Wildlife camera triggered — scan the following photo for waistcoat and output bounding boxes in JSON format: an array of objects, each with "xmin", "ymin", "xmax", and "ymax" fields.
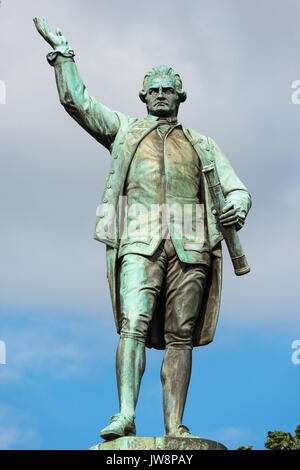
[{"xmin": 118, "ymin": 124, "xmax": 210, "ymax": 264}]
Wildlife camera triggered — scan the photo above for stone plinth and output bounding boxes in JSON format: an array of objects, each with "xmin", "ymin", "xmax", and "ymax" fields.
[{"xmin": 89, "ymin": 436, "xmax": 227, "ymax": 450}]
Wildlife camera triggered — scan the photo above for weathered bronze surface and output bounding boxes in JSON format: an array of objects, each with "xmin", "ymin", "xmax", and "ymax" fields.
[{"xmin": 33, "ymin": 17, "xmax": 252, "ymax": 445}]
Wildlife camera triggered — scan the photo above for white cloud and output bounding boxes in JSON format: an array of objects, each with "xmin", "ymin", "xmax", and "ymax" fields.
[
  {"xmin": 211, "ymin": 426, "xmax": 255, "ymax": 449},
  {"xmin": 0, "ymin": 406, "xmax": 38, "ymax": 450},
  {"xmin": 0, "ymin": 317, "xmax": 117, "ymax": 384}
]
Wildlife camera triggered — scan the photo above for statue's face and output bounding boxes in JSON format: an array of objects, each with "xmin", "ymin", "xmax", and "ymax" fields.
[{"xmin": 144, "ymin": 76, "xmax": 180, "ymax": 118}]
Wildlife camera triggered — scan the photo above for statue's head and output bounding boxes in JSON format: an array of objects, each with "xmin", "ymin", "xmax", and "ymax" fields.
[{"xmin": 139, "ymin": 65, "xmax": 187, "ymax": 118}]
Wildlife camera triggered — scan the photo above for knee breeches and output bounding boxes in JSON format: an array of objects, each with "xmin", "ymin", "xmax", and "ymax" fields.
[{"xmin": 119, "ymin": 239, "xmax": 208, "ymax": 350}]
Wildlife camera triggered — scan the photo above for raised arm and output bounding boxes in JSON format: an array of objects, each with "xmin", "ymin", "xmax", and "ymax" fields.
[{"xmin": 33, "ymin": 17, "xmax": 121, "ymax": 150}]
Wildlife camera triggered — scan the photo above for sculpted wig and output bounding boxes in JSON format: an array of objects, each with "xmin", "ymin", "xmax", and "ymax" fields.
[{"xmin": 139, "ymin": 65, "xmax": 187, "ymax": 103}]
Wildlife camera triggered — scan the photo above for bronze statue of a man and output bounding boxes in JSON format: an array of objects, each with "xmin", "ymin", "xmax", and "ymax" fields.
[{"xmin": 34, "ymin": 18, "xmax": 251, "ymax": 441}]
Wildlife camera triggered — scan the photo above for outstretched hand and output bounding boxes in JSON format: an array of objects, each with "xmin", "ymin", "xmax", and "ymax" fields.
[{"xmin": 33, "ymin": 17, "xmax": 68, "ymax": 50}]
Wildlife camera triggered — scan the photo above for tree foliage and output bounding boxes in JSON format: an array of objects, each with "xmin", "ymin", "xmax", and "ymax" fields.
[
  {"xmin": 264, "ymin": 424, "xmax": 300, "ymax": 450},
  {"xmin": 237, "ymin": 424, "xmax": 300, "ymax": 450}
]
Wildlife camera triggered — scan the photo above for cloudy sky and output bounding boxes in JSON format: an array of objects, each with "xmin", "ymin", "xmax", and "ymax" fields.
[{"xmin": 0, "ymin": 0, "xmax": 300, "ymax": 450}]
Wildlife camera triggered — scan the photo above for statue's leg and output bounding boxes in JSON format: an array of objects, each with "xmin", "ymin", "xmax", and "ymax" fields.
[
  {"xmin": 161, "ymin": 240, "xmax": 209, "ymax": 436},
  {"xmin": 100, "ymin": 336, "xmax": 144, "ymax": 440},
  {"xmin": 161, "ymin": 347, "xmax": 192, "ymax": 435},
  {"xmin": 116, "ymin": 336, "xmax": 145, "ymax": 421},
  {"xmin": 101, "ymin": 247, "xmax": 166, "ymax": 439}
]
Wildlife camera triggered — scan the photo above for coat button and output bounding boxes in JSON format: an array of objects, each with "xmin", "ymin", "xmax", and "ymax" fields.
[
  {"xmin": 107, "ymin": 184, "xmax": 111, "ymax": 188},
  {"xmin": 110, "ymin": 170, "xmax": 115, "ymax": 174},
  {"xmin": 103, "ymin": 198, "xmax": 108, "ymax": 203}
]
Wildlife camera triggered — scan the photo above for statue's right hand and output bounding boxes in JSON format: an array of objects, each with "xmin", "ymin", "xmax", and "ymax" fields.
[{"xmin": 33, "ymin": 17, "xmax": 68, "ymax": 50}]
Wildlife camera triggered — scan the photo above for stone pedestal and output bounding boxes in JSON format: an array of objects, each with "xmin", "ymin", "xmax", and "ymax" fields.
[{"xmin": 89, "ymin": 436, "xmax": 227, "ymax": 450}]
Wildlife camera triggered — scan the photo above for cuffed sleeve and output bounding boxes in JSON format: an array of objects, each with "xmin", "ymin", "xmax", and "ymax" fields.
[{"xmin": 46, "ymin": 46, "xmax": 75, "ymax": 66}]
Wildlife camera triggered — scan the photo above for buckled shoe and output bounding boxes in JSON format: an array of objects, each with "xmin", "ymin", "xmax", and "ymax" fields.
[
  {"xmin": 166, "ymin": 424, "xmax": 199, "ymax": 439},
  {"xmin": 100, "ymin": 413, "xmax": 136, "ymax": 440}
]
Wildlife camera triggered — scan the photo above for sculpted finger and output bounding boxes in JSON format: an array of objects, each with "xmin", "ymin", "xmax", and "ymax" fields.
[
  {"xmin": 222, "ymin": 218, "xmax": 238, "ymax": 227},
  {"xmin": 222, "ymin": 202, "xmax": 234, "ymax": 214},
  {"xmin": 43, "ymin": 17, "xmax": 50, "ymax": 35},
  {"xmin": 221, "ymin": 214, "xmax": 238, "ymax": 223},
  {"xmin": 236, "ymin": 218, "xmax": 245, "ymax": 229},
  {"xmin": 33, "ymin": 17, "xmax": 46, "ymax": 37},
  {"xmin": 219, "ymin": 209, "xmax": 236, "ymax": 220},
  {"xmin": 222, "ymin": 214, "xmax": 238, "ymax": 222},
  {"xmin": 33, "ymin": 16, "xmax": 41, "ymax": 26},
  {"xmin": 222, "ymin": 223, "xmax": 237, "ymax": 228},
  {"xmin": 33, "ymin": 17, "xmax": 39, "ymax": 30},
  {"xmin": 56, "ymin": 27, "xmax": 63, "ymax": 36}
]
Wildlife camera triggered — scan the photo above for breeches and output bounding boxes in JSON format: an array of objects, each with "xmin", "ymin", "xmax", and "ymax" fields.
[{"xmin": 119, "ymin": 239, "xmax": 208, "ymax": 350}]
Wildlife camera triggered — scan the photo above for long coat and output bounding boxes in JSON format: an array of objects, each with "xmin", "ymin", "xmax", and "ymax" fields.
[
  {"xmin": 93, "ymin": 115, "xmax": 251, "ymax": 349},
  {"xmin": 51, "ymin": 56, "xmax": 252, "ymax": 349}
]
